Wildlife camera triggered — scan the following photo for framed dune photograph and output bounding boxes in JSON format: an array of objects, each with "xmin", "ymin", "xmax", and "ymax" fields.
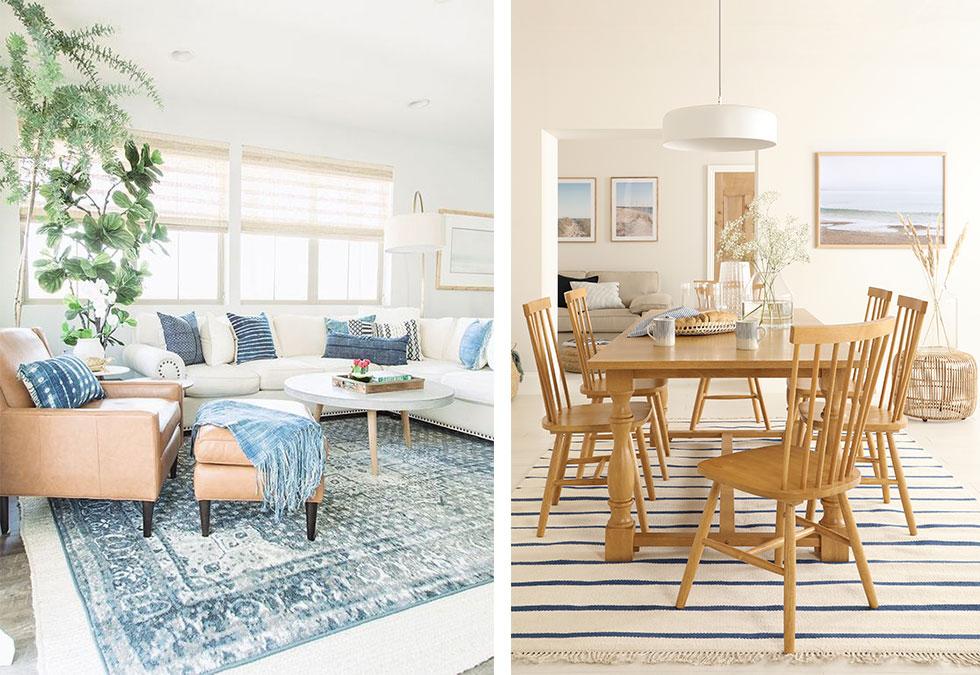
[
  {"xmin": 611, "ymin": 176, "xmax": 659, "ymax": 242},
  {"xmin": 557, "ymin": 177, "xmax": 596, "ymax": 242},
  {"xmin": 815, "ymin": 152, "xmax": 946, "ymax": 248}
]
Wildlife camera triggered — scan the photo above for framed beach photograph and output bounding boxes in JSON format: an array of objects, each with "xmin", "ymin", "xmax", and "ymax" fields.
[
  {"xmin": 815, "ymin": 151, "xmax": 946, "ymax": 248},
  {"xmin": 557, "ymin": 178, "xmax": 596, "ymax": 242},
  {"xmin": 436, "ymin": 209, "xmax": 494, "ymax": 291},
  {"xmin": 611, "ymin": 177, "xmax": 659, "ymax": 242}
]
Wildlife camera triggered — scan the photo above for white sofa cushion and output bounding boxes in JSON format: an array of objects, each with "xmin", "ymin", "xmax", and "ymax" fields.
[
  {"xmin": 200, "ymin": 314, "xmax": 236, "ymax": 365},
  {"xmin": 134, "ymin": 312, "xmax": 166, "ymax": 349},
  {"xmin": 391, "ymin": 359, "xmax": 464, "ymax": 381},
  {"xmin": 241, "ymin": 357, "xmax": 324, "ymax": 390},
  {"xmin": 440, "ymin": 369, "xmax": 493, "ymax": 405},
  {"xmin": 419, "ymin": 317, "xmax": 454, "ymax": 359},
  {"xmin": 291, "ymin": 356, "xmax": 355, "ymax": 373},
  {"xmin": 272, "ymin": 314, "xmax": 327, "ymax": 357},
  {"xmin": 185, "ymin": 363, "xmax": 260, "ymax": 397}
]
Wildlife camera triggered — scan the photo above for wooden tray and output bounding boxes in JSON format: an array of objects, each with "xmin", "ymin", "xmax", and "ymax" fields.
[{"xmin": 332, "ymin": 374, "xmax": 425, "ymax": 394}]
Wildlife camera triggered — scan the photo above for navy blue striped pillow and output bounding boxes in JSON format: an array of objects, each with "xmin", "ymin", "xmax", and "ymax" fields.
[
  {"xmin": 324, "ymin": 333, "xmax": 409, "ymax": 366},
  {"xmin": 227, "ymin": 312, "xmax": 278, "ymax": 364},
  {"xmin": 16, "ymin": 354, "xmax": 106, "ymax": 408}
]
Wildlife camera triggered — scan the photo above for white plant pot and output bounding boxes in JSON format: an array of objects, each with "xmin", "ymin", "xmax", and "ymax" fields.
[{"xmin": 73, "ymin": 338, "xmax": 105, "ymax": 362}]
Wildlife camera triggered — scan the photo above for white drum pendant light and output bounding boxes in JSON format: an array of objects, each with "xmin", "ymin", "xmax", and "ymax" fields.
[{"xmin": 662, "ymin": 0, "xmax": 776, "ymax": 152}]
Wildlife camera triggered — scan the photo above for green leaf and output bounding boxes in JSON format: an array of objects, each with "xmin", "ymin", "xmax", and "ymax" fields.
[{"xmin": 111, "ymin": 190, "xmax": 132, "ymax": 209}]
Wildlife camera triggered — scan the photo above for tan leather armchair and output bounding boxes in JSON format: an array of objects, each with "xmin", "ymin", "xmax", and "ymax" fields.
[{"xmin": 0, "ymin": 328, "xmax": 184, "ymax": 537}]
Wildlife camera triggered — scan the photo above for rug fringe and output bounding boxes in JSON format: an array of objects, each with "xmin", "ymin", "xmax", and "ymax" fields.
[{"xmin": 511, "ymin": 650, "xmax": 980, "ymax": 666}]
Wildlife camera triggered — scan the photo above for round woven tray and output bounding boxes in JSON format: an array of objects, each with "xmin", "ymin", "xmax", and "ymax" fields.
[
  {"xmin": 675, "ymin": 321, "xmax": 737, "ymax": 337},
  {"xmin": 904, "ymin": 347, "xmax": 977, "ymax": 421}
]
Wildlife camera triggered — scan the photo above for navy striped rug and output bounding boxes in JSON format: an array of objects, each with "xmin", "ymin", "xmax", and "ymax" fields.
[{"xmin": 511, "ymin": 422, "xmax": 980, "ymax": 665}]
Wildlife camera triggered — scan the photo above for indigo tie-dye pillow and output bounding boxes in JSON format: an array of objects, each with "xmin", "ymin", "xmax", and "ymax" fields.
[
  {"xmin": 324, "ymin": 333, "xmax": 409, "ymax": 366},
  {"xmin": 17, "ymin": 354, "xmax": 106, "ymax": 408},
  {"xmin": 227, "ymin": 312, "xmax": 278, "ymax": 364}
]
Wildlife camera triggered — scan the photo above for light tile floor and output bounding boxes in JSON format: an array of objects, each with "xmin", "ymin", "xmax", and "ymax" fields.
[{"xmin": 511, "ymin": 375, "xmax": 980, "ymax": 673}]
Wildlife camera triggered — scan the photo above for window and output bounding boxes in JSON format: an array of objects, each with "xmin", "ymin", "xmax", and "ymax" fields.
[{"xmin": 240, "ymin": 146, "xmax": 392, "ymax": 303}]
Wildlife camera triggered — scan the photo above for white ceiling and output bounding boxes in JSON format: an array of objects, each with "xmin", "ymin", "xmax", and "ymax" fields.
[{"xmin": 6, "ymin": 0, "xmax": 491, "ymax": 147}]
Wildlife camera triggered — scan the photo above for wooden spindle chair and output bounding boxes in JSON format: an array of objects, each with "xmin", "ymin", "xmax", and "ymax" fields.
[
  {"xmin": 523, "ymin": 297, "xmax": 656, "ymax": 537},
  {"xmin": 565, "ymin": 287, "xmax": 670, "ymax": 489},
  {"xmin": 807, "ymin": 295, "xmax": 927, "ymax": 535},
  {"xmin": 689, "ymin": 279, "xmax": 770, "ymax": 430},
  {"xmin": 675, "ymin": 316, "xmax": 895, "ymax": 653}
]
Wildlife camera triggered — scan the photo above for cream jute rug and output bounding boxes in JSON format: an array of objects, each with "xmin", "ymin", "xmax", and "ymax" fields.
[{"xmin": 512, "ymin": 421, "xmax": 980, "ymax": 666}]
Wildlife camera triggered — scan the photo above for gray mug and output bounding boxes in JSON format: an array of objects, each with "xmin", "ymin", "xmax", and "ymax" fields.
[
  {"xmin": 735, "ymin": 319, "xmax": 766, "ymax": 350},
  {"xmin": 647, "ymin": 316, "xmax": 675, "ymax": 347}
]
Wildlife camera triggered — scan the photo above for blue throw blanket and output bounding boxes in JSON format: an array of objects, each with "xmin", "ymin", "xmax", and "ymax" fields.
[{"xmin": 191, "ymin": 400, "xmax": 325, "ymax": 519}]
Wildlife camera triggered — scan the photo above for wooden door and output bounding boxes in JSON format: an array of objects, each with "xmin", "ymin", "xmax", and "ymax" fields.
[{"xmin": 713, "ymin": 171, "xmax": 755, "ymax": 279}]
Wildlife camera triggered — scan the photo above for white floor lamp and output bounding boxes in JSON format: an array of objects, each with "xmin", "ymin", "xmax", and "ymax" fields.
[{"xmin": 384, "ymin": 191, "xmax": 445, "ymax": 317}]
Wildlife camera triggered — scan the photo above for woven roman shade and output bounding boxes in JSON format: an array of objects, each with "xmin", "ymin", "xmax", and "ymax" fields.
[{"xmin": 240, "ymin": 146, "xmax": 393, "ymax": 237}]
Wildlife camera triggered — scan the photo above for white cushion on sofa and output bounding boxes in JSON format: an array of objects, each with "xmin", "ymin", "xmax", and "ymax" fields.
[
  {"xmin": 200, "ymin": 314, "xmax": 236, "ymax": 365},
  {"xmin": 392, "ymin": 359, "xmax": 464, "ymax": 381},
  {"xmin": 185, "ymin": 363, "xmax": 260, "ymax": 397},
  {"xmin": 134, "ymin": 312, "xmax": 166, "ymax": 349},
  {"xmin": 272, "ymin": 314, "xmax": 326, "ymax": 357},
  {"xmin": 291, "ymin": 356, "xmax": 355, "ymax": 372},
  {"xmin": 243, "ymin": 357, "xmax": 323, "ymax": 390},
  {"xmin": 441, "ymin": 369, "xmax": 493, "ymax": 405},
  {"xmin": 419, "ymin": 317, "xmax": 454, "ymax": 359}
]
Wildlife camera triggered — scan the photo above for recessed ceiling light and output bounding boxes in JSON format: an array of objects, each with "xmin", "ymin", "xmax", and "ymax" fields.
[
  {"xmin": 407, "ymin": 98, "xmax": 431, "ymax": 109},
  {"xmin": 170, "ymin": 50, "xmax": 195, "ymax": 63}
]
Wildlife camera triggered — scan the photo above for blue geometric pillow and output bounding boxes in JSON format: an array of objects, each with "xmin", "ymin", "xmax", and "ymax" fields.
[
  {"xmin": 459, "ymin": 320, "xmax": 493, "ymax": 370},
  {"xmin": 324, "ymin": 333, "xmax": 408, "ymax": 366},
  {"xmin": 157, "ymin": 312, "xmax": 204, "ymax": 365},
  {"xmin": 325, "ymin": 314, "xmax": 377, "ymax": 336},
  {"xmin": 16, "ymin": 354, "xmax": 106, "ymax": 409},
  {"xmin": 226, "ymin": 312, "xmax": 278, "ymax": 364}
]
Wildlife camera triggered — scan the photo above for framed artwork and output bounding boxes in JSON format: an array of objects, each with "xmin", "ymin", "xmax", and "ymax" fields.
[
  {"xmin": 610, "ymin": 177, "xmax": 659, "ymax": 242},
  {"xmin": 705, "ymin": 165, "xmax": 755, "ymax": 278},
  {"xmin": 815, "ymin": 151, "xmax": 946, "ymax": 248},
  {"xmin": 435, "ymin": 209, "xmax": 493, "ymax": 291},
  {"xmin": 557, "ymin": 178, "xmax": 596, "ymax": 242}
]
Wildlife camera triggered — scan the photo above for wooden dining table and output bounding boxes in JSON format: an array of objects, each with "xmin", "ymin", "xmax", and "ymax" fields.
[{"xmin": 588, "ymin": 308, "xmax": 854, "ymax": 564}]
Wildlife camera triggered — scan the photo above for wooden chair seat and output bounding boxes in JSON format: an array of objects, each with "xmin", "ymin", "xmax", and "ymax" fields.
[
  {"xmin": 542, "ymin": 400, "xmax": 652, "ymax": 433},
  {"xmin": 698, "ymin": 444, "xmax": 862, "ymax": 504}
]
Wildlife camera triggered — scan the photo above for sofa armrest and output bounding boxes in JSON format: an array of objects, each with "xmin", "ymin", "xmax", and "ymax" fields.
[
  {"xmin": 123, "ymin": 343, "xmax": 186, "ymax": 379},
  {"xmin": 101, "ymin": 380, "xmax": 183, "ymax": 403},
  {"xmin": 629, "ymin": 292, "xmax": 672, "ymax": 315}
]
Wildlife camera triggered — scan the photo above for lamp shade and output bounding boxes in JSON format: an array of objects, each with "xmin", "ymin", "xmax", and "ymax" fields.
[
  {"xmin": 662, "ymin": 104, "xmax": 777, "ymax": 152},
  {"xmin": 384, "ymin": 212, "xmax": 445, "ymax": 253}
]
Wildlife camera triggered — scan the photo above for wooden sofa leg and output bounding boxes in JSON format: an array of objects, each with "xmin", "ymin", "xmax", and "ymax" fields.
[
  {"xmin": 306, "ymin": 502, "xmax": 318, "ymax": 541},
  {"xmin": 199, "ymin": 500, "xmax": 211, "ymax": 537},
  {"xmin": 141, "ymin": 501, "xmax": 155, "ymax": 538},
  {"xmin": 1, "ymin": 496, "xmax": 9, "ymax": 535},
  {"xmin": 169, "ymin": 456, "xmax": 178, "ymax": 479}
]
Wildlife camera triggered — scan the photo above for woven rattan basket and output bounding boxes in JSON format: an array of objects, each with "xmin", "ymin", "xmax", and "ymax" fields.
[{"xmin": 904, "ymin": 347, "xmax": 977, "ymax": 421}]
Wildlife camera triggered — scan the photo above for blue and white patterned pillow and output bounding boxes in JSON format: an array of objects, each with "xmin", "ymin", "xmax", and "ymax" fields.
[
  {"xmin": 459, "ymin": 320, "xmax": 493, "ymax": 370},
  {"xmin": 325, "ymin": 315, "xmax": 377, "ymax": 337},
  {"xmin": 375, "ymin": 319, "xmax": 422, "ymax": 361},
  {"xmin": 324, "ymin": 333, "xmax": 409, "ymax": 366},
  {"xmin": 16, "ymin": 354, "xmax": 106, "ymax": 409},
  {"xmin": 227, "ymin": 312, "xmax": 278, "ymax": 364},
  {"xmin": 157, "ymin": 312, "xmax": 204, "ymax": 365}
]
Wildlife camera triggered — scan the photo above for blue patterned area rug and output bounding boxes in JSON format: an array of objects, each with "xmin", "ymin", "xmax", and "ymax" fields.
[
  {"xmin": 512, "ymin": 422, "xmax": 980, "ymax": 666},
  {"xmin": 33, "ymin": 415, "xmax": 492, "ymax": 673}
]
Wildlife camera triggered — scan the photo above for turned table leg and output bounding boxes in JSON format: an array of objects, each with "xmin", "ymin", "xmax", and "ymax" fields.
[
  {"xmin": 604, "ymin": 369, "xmax": 637, "ymax": 562},
  {"xmin": 367, "ymin": 410, "xmax": 379, "ymax": 476},
  {"xmin": 818, "ymin": 497, "xmax": 851, "ymax": 562},
  {"xmin": 401, "ymin": 411, "xmax": 412, "ymax": 448}
]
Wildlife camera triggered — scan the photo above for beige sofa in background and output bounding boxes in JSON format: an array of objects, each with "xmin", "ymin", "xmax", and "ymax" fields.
[{"xmin": 557, "ymin": 270, "xmax": 672, "ymax": 335}]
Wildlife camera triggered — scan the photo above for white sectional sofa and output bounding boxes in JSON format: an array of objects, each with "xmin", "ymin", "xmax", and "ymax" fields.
[{"xmin": 122, "ymin": 307, "xmax": 494, "ymax": 438}]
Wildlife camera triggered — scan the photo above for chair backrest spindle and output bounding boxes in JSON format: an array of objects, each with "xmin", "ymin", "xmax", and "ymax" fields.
[{"xmin": 523, "ymin": 297, "xmax": 573, "ymax": 424}]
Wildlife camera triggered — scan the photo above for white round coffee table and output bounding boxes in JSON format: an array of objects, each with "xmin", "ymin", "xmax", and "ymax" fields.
[{"xmin": 284, "ymin": 373, "xmax": 454, "ymax": 476}]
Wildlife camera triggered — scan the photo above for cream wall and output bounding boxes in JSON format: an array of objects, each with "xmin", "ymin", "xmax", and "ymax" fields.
[
  {"xmin": 513, "ymin": 0, "xmax": 980, "ymax": 361},
  {"xmin": 558, "ymin": 137, "xmax": 753, "ymax": 305},
  {"xmin": 0, "ymin": 95, "xmax": 492, "ymax": 346}
]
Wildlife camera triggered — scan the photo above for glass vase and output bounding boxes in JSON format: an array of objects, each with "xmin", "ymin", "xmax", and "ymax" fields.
[
  {"xmin": 922, "ymin": 292, "xmax": 958, "ymax": 350},
  {"xmin": 743, "ymin": 271, "xmax": 793, "ymax": 329},
  {"xmin": 718, "ymin": 261, "xmax": 753, "ymax": 317}
]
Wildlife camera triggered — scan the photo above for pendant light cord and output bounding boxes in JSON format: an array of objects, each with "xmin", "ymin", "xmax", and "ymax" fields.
[{"xmin": 717, "ymin": 0, "xmax": 723, "ymax": 104}]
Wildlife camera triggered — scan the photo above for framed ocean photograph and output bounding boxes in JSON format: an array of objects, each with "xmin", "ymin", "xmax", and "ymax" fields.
[
  {"xmin": 436, "ymin": 209, "xmax": 493, "ymax": 291},
  {"xmin": 557, "ymin": 178, "xmax": 596, "ymax": 242},
  {"xmin": 815, "ymin": 151, "xmax": 946, "ymax": 248},
  {"xmin": 611, "ymin": 177, "xmax": 659, "ymax": 242}
]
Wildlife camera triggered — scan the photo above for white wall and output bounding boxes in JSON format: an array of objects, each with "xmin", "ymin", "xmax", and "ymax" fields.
[
  {"xmin": 0, "ymin": 95, "xmax": 491, "ymax": 348},
  {"xmin": 512, "ymin": 0, "xmax": 980, "ymax": 361},
  {"xmin": 558, "ymin": 137, "xmax": 753, "ymax": 304}
]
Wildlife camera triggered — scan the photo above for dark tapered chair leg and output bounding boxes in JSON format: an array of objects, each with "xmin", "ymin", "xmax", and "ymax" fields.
[
  {"xmin": 169, "ymin": 456, "xmax": 178, "ymax": 479},
  {"xmin": 141, "ymin": 501, "xmax": 155, "ymax": 538},
  {"xmin": 199, "ymin": 500, "xmax": 211, "ymax": 537},
  {"xmin": 305, "ymin": 502, "xmax": 318, "ymax": 541},
  {"xmin": 1, "ymin": 496, "xmax": 9, "ymax": 535}
]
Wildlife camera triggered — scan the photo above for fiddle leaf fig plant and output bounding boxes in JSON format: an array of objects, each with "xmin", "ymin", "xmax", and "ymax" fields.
[{"xmin": 33, "ymin": 139, "xmax": 168, "ymax": 346}]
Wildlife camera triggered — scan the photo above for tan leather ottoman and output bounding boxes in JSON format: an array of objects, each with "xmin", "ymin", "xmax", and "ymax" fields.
[{"xmin": 192, "ymin": 399, "xmax": 325, "ymax": 540}]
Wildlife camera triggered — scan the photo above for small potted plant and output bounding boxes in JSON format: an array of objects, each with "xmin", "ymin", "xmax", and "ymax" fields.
[{"xmin": 350, "ymin": 358, "xmax": 372, "ymax": 381}]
